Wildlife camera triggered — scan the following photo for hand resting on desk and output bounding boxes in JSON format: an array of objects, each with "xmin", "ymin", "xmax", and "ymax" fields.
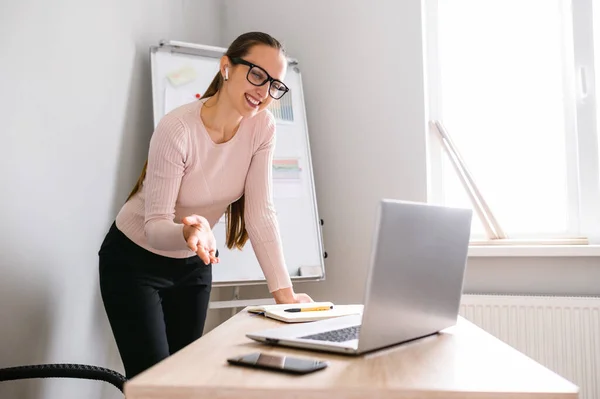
[{"xmin": 273, "ymin": 288, "xmax": 313, "ymax": 304}]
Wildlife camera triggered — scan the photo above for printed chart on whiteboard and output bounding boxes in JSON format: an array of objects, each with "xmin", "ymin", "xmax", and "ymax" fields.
[
  {"xmin": 273, "ymin": 158, "xmax": 302, "ymax": 199},
  {"xmin": 268, "ymin": 91, "xmax": 294, "ymax": 123}
]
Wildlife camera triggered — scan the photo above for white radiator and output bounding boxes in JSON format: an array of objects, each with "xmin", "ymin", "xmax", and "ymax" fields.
[{"xmin": 459, "ymin": 294, "xmax": 600, "ymax": 399}]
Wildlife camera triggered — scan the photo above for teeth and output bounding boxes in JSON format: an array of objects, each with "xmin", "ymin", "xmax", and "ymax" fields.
[{"xmin": 246, "ymin": 94, "xmax": 260, "ymax": 105}]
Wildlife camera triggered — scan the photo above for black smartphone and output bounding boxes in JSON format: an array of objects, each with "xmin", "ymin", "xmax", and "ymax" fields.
[{"xmin": 227, "ymin": 352, "xmax": 328, "ymax": 375}]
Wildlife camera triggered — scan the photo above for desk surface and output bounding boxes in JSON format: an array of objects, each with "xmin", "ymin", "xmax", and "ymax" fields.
[{"xmin": 125, "ymin": 308, "xmax": 578, "ymax": 399}]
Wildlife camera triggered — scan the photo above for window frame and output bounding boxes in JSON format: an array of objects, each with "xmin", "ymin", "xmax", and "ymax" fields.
[{"xmin": 424, "ymin": 0, "xmax": 600, "ymax": 247}]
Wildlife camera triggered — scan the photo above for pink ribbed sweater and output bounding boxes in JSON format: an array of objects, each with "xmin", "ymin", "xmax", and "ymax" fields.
[{"xmin": 115, "ymin": 98, "xmax": 292, "ymax": 292}]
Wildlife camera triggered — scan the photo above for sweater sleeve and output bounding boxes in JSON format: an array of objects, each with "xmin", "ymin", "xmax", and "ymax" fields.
[
  {"xmin": 143, "ymin": 114, "xmax": 190, "ymax": 251},
  {"xmin": 244, "ymin": 113, "xmax": 293, "ymax": 292}
]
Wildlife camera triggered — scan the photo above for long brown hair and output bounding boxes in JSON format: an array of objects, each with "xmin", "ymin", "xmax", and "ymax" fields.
[{"xmin": 126, "ymin": 32, "xmax": 286, "ymax": 250}]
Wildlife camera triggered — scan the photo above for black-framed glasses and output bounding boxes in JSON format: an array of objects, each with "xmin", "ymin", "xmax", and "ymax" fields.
[{"xmin": 230, "ymin": 57, "xmax": 289, "ymax": 100}]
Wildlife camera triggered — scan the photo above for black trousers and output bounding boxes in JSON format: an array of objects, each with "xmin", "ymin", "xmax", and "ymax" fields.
[{"xmin": 98, "ymin": 222, "xmax": 212, "ymax": 379}]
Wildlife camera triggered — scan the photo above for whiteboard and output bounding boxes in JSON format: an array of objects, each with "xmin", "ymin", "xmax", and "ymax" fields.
[{"xmin": 149, "ymin": 40, "xmax": 326, "ymax": 287}]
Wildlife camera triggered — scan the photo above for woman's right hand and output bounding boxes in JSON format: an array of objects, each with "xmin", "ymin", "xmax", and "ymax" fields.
[
  {"xmin": 272, "ymin": 287, "xmax": 314, "ymax": 304},
  {"xmin": 182, "ymin": 214, "xmax": 219, "ymax": 265}
]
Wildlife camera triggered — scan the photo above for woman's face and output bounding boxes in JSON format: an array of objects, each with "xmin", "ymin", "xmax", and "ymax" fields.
[{"xmin": 223, "ymin": 44, "xmax": 287, "ymax": 118}]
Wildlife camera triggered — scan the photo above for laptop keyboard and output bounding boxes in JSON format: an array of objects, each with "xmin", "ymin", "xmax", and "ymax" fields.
[{"xmin": 299, "ymin": 325, "xmax": 361, "ymax": 342}]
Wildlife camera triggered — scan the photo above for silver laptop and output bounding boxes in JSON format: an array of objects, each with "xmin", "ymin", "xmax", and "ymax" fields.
[{"xmin": 246, "ymin": 199, "xmax": 472, "ymax": 355}]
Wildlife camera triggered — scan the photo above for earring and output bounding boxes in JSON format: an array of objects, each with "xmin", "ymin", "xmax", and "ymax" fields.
[{"xmin": 224, "ymin": 67, "xmax": 229, "ymax": 81}]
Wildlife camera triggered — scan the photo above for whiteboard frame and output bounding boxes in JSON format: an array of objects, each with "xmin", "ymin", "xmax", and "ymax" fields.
[{"xmin": 148, "ymin": 40, "xmax": 327, "ymax": 288}]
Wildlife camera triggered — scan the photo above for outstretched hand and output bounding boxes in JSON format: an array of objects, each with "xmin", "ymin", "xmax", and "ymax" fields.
[{"xmin": 182, "ymin": 214, "xmax": 219, "ymax": 265}]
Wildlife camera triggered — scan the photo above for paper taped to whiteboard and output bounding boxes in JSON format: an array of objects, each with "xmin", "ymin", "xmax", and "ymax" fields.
[
  {"xmin": 167, "ymin": 65, "xmax": 197, "ymax": 86},
  {"xmin": 267, "ymin": 91, "xmax": 294, "ymax": 122},
  {"xmin": 272, "ymin": 158, "xmax": 301, "ymax": 180}
]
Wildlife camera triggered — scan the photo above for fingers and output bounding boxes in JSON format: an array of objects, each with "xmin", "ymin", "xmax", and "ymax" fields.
[
  {"xmin": 187, "ymin": 236, "xmax": 198, "ymax": 252},
  {"xmin": 196, "ymin": 245, "xmax": 211, "ymax": 265},
  {"xmin": 187, "ymin": 240, "xmax": 214, "ymax": 265},
  {"xmin": 209, "ymin": 248, "xmax": 219, "ymax": 264},
  {"xmin": 184, "ymin": 218, "xmax": 218, "ymax": 264}
]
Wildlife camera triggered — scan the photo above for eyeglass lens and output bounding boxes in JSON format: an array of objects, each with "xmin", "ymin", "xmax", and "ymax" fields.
[{"xmin": 247, "ymin": 66, "xmax": 287, "ymax": 99}]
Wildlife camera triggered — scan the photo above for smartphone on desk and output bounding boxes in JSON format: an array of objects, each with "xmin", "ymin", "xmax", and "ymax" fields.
[{"xmin": 227, "ymin": 352, "xmax": 328, "ymax": 375}]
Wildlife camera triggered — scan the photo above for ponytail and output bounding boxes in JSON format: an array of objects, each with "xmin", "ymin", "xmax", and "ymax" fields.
[
  {"xmin": 125, "ymin": 160, "xmax": 147, "ymax": 202},
  {"xmin": 125, "ymin": 70, "xmax": 248, "ymax": 250}
]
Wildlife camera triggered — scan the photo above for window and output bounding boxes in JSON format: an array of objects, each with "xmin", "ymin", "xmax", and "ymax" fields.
[{"xmin": 425, "ymin": 0, "xmax": 600, "ymax": 245}]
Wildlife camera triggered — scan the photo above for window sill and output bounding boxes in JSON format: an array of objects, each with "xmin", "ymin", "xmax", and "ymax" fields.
[{"xmin": 468, "ymin": 245, "xmax": 600, "ymax": 257}]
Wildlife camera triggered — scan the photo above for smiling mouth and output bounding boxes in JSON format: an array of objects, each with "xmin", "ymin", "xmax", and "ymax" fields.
[{"xmin": 245, "ymin": 93, "xmax": 261, "ymax": 108}]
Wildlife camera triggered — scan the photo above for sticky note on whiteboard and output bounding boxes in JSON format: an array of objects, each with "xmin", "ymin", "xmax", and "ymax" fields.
[{"xmin": 167, "ymin": 65, "xmax": 197, "ymax": 87}]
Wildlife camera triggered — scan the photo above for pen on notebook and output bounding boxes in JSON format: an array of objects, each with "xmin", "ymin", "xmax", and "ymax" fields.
[{"xmin": 284, "ymin": 305, "xmax": 333, "ymax": 313}]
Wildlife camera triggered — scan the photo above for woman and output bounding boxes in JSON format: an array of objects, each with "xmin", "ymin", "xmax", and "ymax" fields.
[{"xmin": 98, "ymin": 31, "xmax": 313, "ymax": 379}]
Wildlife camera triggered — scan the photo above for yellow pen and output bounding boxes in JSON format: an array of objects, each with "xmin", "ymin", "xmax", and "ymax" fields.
[{"xmin": 284, "ymin": 305, "xmax": 333, "ymax": 313}]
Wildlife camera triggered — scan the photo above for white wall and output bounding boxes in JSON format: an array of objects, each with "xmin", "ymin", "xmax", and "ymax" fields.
[
  {"xmin": 463, "ymin": 257, "xmax": 600, "ymax": 296},
  {"xmin": 0, "ymin": 1, "xmax": 221, "ymax": 398},
  {"xmin": 219, "ymin": 0, "xmax": 430, "ymax": 304},
  {"xmin": 218, "ymin": 0, "xmax": 600, "ymax": 309}
]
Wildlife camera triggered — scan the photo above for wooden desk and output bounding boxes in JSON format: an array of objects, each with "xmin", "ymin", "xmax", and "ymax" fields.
[{"xmin": 125, "ymin": 308, "xmax": 579, "ymax": 399}]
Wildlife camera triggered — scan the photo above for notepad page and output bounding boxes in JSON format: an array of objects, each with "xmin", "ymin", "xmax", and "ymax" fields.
[
  {"xmin": 247, "ymin": 302, "xmax": 334, "ymax": 314},
  {"xmin": 267, "ymin": 305, "xmax": 364, "ymax": 323}
]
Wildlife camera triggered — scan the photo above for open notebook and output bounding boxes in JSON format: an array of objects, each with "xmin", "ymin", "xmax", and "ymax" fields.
[{"xmin": 246, "ymin": 302, "xmax": 363, "ymax": 323}]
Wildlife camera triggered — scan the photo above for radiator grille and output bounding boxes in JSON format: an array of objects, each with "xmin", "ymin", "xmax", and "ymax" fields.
[{"xmin": 460, "ymin": 294, "xmax": 600, "ymax": 399}]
